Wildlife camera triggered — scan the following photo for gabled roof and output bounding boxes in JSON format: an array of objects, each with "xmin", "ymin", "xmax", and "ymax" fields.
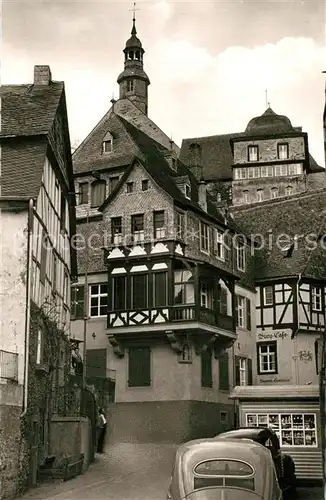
[
  {"xmin": 99, "ymin": 116, "xmax": 231, "ymax": 227},
  {"xmin": 0, "ymin": 82, "xmax": 64, "ymax": 137},
  {"xmin": 232, "ymin": 190, "xmax": 326, "ymax": 281}
]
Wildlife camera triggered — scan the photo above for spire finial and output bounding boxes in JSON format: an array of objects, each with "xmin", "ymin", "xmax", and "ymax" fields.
[{"xmin": 129, "ymin": 2, "xmax": 139, "ymax": 35}]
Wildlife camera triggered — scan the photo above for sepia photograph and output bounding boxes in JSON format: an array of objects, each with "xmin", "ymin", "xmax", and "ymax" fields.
[{"xmin": 0, "ymin": 0, "xmax": 325, "ymax": 499}]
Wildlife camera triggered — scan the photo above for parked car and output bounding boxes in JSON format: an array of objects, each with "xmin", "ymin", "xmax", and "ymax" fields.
[
  {"xmin": 166, "ymin": 437, "xmax": 283, "ymax": 500},
  {"xmin": 214, "ymin": 427, "xmax": 296, "ymax": 497}
]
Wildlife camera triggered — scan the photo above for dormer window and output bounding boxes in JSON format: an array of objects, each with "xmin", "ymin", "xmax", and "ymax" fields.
[
  {"xmin": 184, "ymin": 184, "xmax": 191, "ymax": 199},
  {"xmin": 102, "ymin": 131, "xmax": 113, "ymax": 154},
  {"xmin": 248, "ymin": 145, "xmax": 259, "ymax": 162},
  {"xmin": 127, "ymin": 80, "xmax": 134, "ymax": 92}
]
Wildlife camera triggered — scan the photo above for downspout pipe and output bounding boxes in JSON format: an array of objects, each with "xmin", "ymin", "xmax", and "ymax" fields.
[{"xmin": 21, "ymin": 198, "xmax": 34, "ymax": 418}]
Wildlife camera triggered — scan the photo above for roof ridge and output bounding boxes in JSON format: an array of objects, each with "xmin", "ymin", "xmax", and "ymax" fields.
[{"xmin": 182, "ymin": 131, "xmax": 244, "ymax": 142}]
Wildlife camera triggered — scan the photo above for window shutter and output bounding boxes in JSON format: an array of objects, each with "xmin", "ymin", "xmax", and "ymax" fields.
[
  {"xmin": 219, "ymin": 352, "xmax": 229, "ymax": 391},
  {"xmin": 201, "ymin": 349, "xmax": 212, "ymax": 388},
  {"xmin": 235, "ymin": 356, "xmax": 240, "ymax": 386},
  {"xmin": 71, "ymin": 285, "xmax": 84, "ymax": 319},
  {"xmin": 248, "ymin": 358, "xmax": 253, "ymax": 385},
  {"xmin": 246, "ymin": 298, "xmax": 251, "ymax": 330},
  {"xmin": 128, "ymin": 346, "xmax": 151, "ymax": 387}
]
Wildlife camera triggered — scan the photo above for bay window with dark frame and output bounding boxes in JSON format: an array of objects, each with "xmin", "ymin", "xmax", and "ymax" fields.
[
  {"xmin": 131, "ymin": 273, "xmax": 148, "ymax": 309},
  {"xmin": 153, "ymin": 272, "xmax": 168, "ymax": 307},
  {"xmin": 112, "ymin": 274, "xmax": 127, "ymax": 311},
  {"xmin": 153, "ymin": 210, "xmax": 165, "ymax": 239}
]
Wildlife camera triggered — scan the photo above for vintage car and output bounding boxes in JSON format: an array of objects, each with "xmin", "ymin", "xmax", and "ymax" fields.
[
  {"xmin": 214, "ymin": 427, "xmax": 296, "ymax": 497},
  {"xmin": 166, "ymin": 438, "xmax": 283, "ymax": 500}
]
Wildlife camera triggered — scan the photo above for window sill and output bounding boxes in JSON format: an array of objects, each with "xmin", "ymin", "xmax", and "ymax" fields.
[{"xmin": 258, "ymin": 371, "xmax": 278, "ymax": 376}]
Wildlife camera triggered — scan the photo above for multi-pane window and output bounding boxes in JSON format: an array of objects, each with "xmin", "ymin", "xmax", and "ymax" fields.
[
  {"xmin": 200, "ymin": 222, "xmax": 209, "ymax": 253},
  {"xmin": 153, "ymin": 272, "xmax": 167, "ymax": 307},
  {"xmin": 288, "ymin": 164, "xmax": 299, "ymax": 176},
  {"xmin": 256, "ymin": 189, "xmax": 263, "ymax": 202},
  {"xmin": 200, "ymin": 284, "xmax": 213, "ymax": 309},
  {"xmin": 71, "ymin": 285, "xmax": 85, "ymax": 319},
  {"xmin": 277, "ymin": 143, "xmax": 289, "ymax": 160},
  {"xmin": 109, "ymin": 176, "xmax": 119, "ymax": 192},
  {"xmin": 131, "ymin": 214, "xmax": 144, "ymax": 243},
  {"xmin": 91, "ymin": 180, "xmax": 106, "ymax": 207},
  {"xmin": 142, "ymin": 180, "xmax": 149, "ymax": 191},
  {"xmin": 174, "ymin": 270, "xmax": 194, "ymax": 305},
  {"xmin": 234, "ymin": 163, "xmax": 303, "ymax": 180},
  {"xmin": 111, "ymin": 217, "xmax": 122, "ymax": 245},
  {"xmin": 243, "ymin": 190, "xmax": 249, "ymax": 204},
  {"xmin": 215, "ymin": 230, "xmax": 224, "ymax": 260},
  {"xmin": 236, "ymin": 240, "xmax": 245, "ymax": 271},
  {"xmin": 89, "ymin": 284, "xmax": 108, "ymax": 317},
  {"xmin": 126, "ymin": 182, "xmax": 134, "ymax": 193},
  {"xmin": 236, "ymin": 295, "xmax": 245, "ymax": 327},
  {"xmin": 176, "ymin": 211, "xmax": 185, "ymax": 239},
  {"xmin": 248, "ymin": 145, "xmax": 259, "ymax": 162},
  {"xmin": 103, "ymin": 140, "xmax": 112, "ymax": 153},
  {"xmin": 239, "ymin": 358, "xmax": 247, "ymax": 386},
  {"xmin": 112, "ymin": 276, "xmax": 126, "ymax": 310},
  {"xmin": 257, "ymin": 342, "xmax": 277, "ymax": 374},
  {"xmin": 264, "ymin": 286, "xmax": 273, "ymax": 305},
  {"xmin": 128, "ymin": 346, "xmax": 151, "ymax": 387},
  {"xmin": 246, "ymin": 413, "xmax": 317, "ymax": 447},
  {"xmin": 131, "ymin": 274, "xmax": 148, "ymax": 309},
  {"xmin": 153, "ymin": 211, "xmax": 165, "ymax": 239},
  {"xmin": 79, "ymin": 182, "xmax": 89, "ymax": 204},
  {"xmin": 312, "ymin": 286, "xmax": 322, "ymax": 311}
]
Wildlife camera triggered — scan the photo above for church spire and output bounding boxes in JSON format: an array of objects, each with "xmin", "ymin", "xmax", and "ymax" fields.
[{"xmin": 117, "ymin": 3, "xmax": 150, "ymax": 115}]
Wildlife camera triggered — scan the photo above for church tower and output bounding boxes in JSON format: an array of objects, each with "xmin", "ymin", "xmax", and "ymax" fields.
[{"xmin": 117, "ymin": 11, "xmax": 150, "ymax": 115}]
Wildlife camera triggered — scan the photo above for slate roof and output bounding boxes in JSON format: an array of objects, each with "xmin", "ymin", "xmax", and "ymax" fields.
[
  {"xmin": 99, "ymin": 116, "xmax": 239, "ymax": 229},
  {"xmin": 245, "ymin": 107, "xmax": 296, "ymax": 135},
  {"xmin": 0, "ymin": 82, "xmax": 64, "ymax": 137},
  {"xmin": 180, "ymin": 133, "xmax": 242, "ymax": 181},
  {"xmin": 232, "ymin": 190, "xmax": 326, "ymax": 281}
]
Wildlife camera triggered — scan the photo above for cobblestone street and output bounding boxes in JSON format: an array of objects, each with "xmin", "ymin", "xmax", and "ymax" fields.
[{"xmin": 19, "ymin": 444, "xmax": 324, "ymax": 500}]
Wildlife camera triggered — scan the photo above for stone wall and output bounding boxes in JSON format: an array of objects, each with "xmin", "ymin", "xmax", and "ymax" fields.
[{"xmin": 233, "ymin": 136, "xmax": 306, "ymax": 164}]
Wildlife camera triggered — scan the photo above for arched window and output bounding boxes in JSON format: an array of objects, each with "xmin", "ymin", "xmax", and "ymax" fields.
[
  {"xmin": 135, "ymin": 51, "xmax": 141, "ymax": 61},
  {"xmin": 243, "ymin": 190, "xmax": 249, "ymax": 204},
  {"xmin": 271, "ymin": 187, "xmax": 278, "ymax": 199},
  {"xmin": 128, "ymin": 51, "xmax": 134, "ymax": 60},
  {"xmin": 285, "ymin": 186, "xmax": 293, "ymax": 196},
  {"xmin": 91, "ymin": 180, "xmax": 106, "ymax": 208},
  {"xmin": 257, "ymin": 189, "xmax": 263, "ymax": 202}
]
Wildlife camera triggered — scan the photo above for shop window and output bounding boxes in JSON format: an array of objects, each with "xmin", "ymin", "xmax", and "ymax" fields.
[{"xmin": 246, "ymin": 413, "xmax": 317, "ymax": 447}]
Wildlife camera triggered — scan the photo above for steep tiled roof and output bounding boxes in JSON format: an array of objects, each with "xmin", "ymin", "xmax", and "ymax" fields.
[
  {"xmin": 232, "ymin": 190, "xmax": 326, "ymax": 280},
  {"xmin": 100, "ymin": 116, "xmax": 233, "ymax": 228},
  {"xmin": 180, "ymin": 133, "xmax": 243, "ymax": 181},
  {"xmin": 0, "ymin": 82, "xmax": 64, "ymax": 137}
]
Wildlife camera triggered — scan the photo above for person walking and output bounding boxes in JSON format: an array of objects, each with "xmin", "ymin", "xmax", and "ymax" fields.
[{"xmin": 97, "ymin": 408, "xmax": 107, "ymax": 453}]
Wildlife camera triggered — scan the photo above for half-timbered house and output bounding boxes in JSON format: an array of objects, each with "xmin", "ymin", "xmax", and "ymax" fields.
[
  {"xmin": 231, "ymin": 190, "xmax": 326, "ymax": 482},
  {"xmin": 0, "ymin": 65, "xmax": 78, "ymax": 496},
  {"xmin": 70, "ymin": 18, "xmax": 257, "ymax": 442}
]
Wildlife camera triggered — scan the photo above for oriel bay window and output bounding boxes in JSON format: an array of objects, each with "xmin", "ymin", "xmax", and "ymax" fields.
[
  {"xmin": 174, "ymin": 269, "xmax": 194, "ymax": 305},
  {"xmin": 153, "ymin": 272, "xmax": 168, "ymax": 307},
  {"xmin": 111, "ymin": 217, "xmax": 122, "ymax": 245},
  {"xmin": 131, "ymin": 214, "xmax": 144, "ymax": 243},
  {"xmin": 112, "ymin": 275, "xmax": 126, "ymax": 310},
  {"xmin": 153, "ymin": 210, "xmax": 165, "ymax": 239},
  {"xmin": 131, "ymin": 273, "xmax": 148, "ymax": 309}
]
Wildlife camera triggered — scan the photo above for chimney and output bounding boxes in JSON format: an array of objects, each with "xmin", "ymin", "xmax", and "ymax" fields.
[
  {"xmin": 198, "ymin": 180, "xmax": 207, "ymax": 212},
  {"xmin": 189, "ymin": 143, "xmax": 203, "ymax": 181},
  {"xmin": 34, "ymin": 65, "xmax": 52, "ymax": 86}
]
